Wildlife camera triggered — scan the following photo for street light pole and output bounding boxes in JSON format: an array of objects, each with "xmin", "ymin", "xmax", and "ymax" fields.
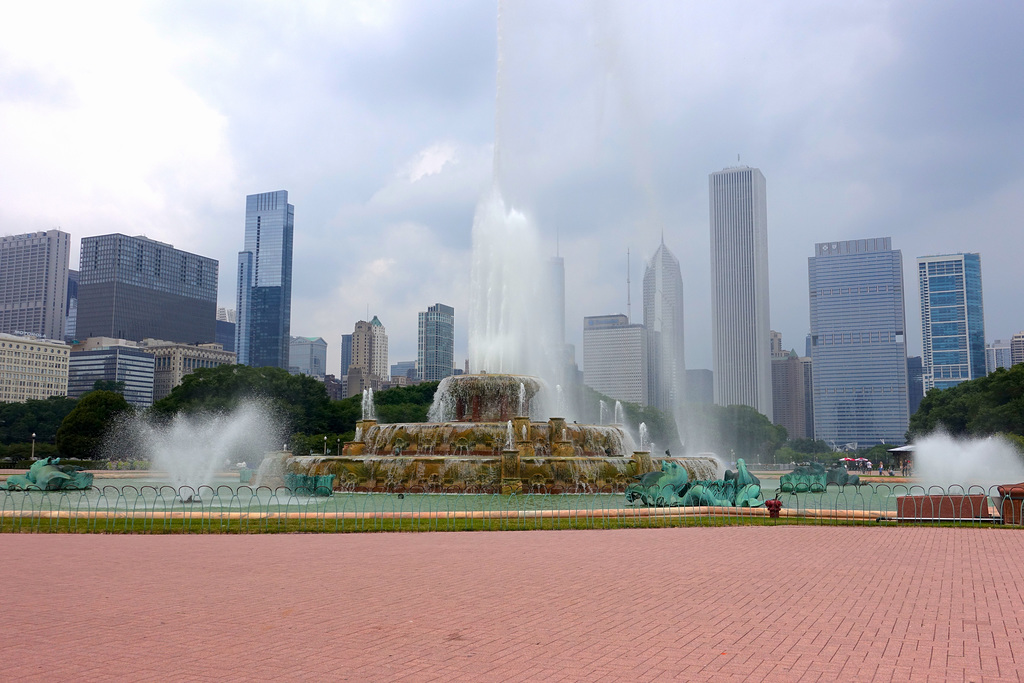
[
  {"xmin": 31, "ymin": 432, "xmax": 36, "ymax": 460},
  {"xmin": 323, "ymin": 435, "xmax": 327, "ymax": 456}
]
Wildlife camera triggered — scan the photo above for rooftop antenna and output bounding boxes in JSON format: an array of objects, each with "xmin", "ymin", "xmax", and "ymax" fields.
[
  {"xmin": 737, "ymin": 153, "xmax": 740, "ymax": 163},
  {"xmin": 626, "ymin": 248, "xmax": 631, "ymax": 323},
  {"xmin": 556, "ymin": 225, "xmax": 560, "ymax": 257},
  {"xmin": 366, "ymin": 304, "xmax": 369, "ymax": 320}
]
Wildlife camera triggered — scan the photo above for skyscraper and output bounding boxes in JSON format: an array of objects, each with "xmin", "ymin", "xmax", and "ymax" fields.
[
  {"xmin": 642, "ymin": 240, "xmax": 685, "ymax": 414},
  {"xmin": 289, "ymin": 336, "xmax": 328, "ymax": 378},
  {"xmin": 417, "ymin": 303, "xmax": 454, "ymax": 382},
  {"xmin": 917, "ymin": 253, "xmax": 985, "ymax": 391},
  {"xmin": 340, "ymin": 334, "xmax": 352, "ymax": 376},
  {"xmin": 808, "ymin": 238, "xmax": 909, "ymax": 446},
  {"xmin": 65, "ymin": 269, "xmax": 78, "ymax": 342},
  {"xmin": 907, "ymin": 356, "xmax": 924, "ymax": 416},
  {"xmin": 77, "ymin": 234, "xmax": 217, "ymax": 344},
  {"xmin": 236, "ymin": 190, "xmax": 294, "ymax": 368},
  {"xmin": 986, "ymin": 340, "xmax": 1012, "ymax": 374},
  {"xmin": 68, "ymin": 338, "xmax": 155, "ymax": 407},
  {"xmin": 1012, "ymin": 332, "xmax": 1024, "ymax": 367},
  {"xmin": 709, "ymin": 166, "xmax": 772, "ymax": 417},
  {"xmin": 772, "ymin": 351, "xmax": 814, "ymax": 440},
  {"xmin": 582, "ymin": 314, "xmax": 648, "ymax": 405},
  {"xmin": 346, "ymin": 317, "xmax": 388, "ymax": 397},
  {"xmin": 0, "ymin": 230, "xmax": 71, "ymax": 341}
]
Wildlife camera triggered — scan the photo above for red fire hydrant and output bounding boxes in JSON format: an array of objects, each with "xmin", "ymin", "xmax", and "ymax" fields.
[{"xmin": 765, "ymin": 498, "xmax": 783, "ymax": 519}]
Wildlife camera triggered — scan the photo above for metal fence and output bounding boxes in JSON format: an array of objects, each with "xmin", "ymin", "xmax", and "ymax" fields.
[{"xmin": 1, "ymin": 483, "xmax": 1021, "ymax": 533}]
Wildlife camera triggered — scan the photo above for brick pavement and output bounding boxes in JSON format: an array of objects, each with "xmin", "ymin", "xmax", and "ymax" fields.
[{"xmin": 2, "ymin": 527, "xmax": 1023, "ymax": 682}]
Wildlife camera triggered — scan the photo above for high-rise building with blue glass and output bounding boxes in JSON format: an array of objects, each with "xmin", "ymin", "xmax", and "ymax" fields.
[
  {"xmin": 808, "ymin": 238, "xmax": 909, "ymax": 447},
  {"xmin": 418, "ymin": 303, "xmax": 455, "ymax": 382},
  {"xmin": 236, "ymin": 191, "xmax": 293, "ymax": 369},
  {"xmin": 917, "ymin": 253, "xmax": 985, "ymax": 391}
]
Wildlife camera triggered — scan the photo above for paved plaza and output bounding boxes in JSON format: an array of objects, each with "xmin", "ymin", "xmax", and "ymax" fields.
[{"xmin": 3, "ymin": 527, "xmax": 1024, "ymax": 681}]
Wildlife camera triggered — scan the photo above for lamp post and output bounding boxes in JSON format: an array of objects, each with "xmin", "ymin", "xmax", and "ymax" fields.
[
  {"xmin": 31, "ymin": 432, "xmax": 36, "ymax": 460},
  {"xmin": 336, "ymin": 437, "xmax": 340, "ymax": 455},
  {"xmin": 323, "ymin": 435, "xmax": 327, "ymax": 456}
]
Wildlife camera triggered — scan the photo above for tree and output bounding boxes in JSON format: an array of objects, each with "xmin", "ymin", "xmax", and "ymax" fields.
[
  {"xmin": 55, "ymin": 391, "xmax": 132, "ymax": 459},
  {"xmin": 0, "ymin": 396, "xmax": 78, "ymax": 444},
  {"xmin": 909, "ymin": 364, "xmax": 1024, "ymax": 439},
  {"xmin": 92, "ymin": 379, "xmax": 126, "ymax": 394},
  {"xmin": 151, "ymin": 365, "xmax": 333, "ymax": 434}
]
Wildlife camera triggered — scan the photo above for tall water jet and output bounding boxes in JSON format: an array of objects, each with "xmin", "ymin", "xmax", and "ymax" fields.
[
  {"xmin": 915, "ymin": 432, "xmax": 1024, "ymax": 489},
  {"xmin": 599, "ymin": 400, "xmax": 608, "ymax": 426},
  {"xmin": 614, "ymin": 401, "xmax": 624, "ymax": 425},
  {"xmin": 555, "ymin": 385, "xmax": 564, "ymax": 417},
  {"xmin": 362, "ymin": 389, "xmax": 376, "ymax": 421},
  {"xmin": 639, "ymin": 422, "xmax": 650, "ymax": 452},
  {"xmin": 518, "ymin": 382, "xmax": 526, "ymax": 416}
]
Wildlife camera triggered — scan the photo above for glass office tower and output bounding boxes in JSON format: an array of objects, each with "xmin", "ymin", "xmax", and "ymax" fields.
[
  {"xmin": 808, "ymin": 238, "xmax": 909, "ymax": 447},
  {"xmin": 917, "ymin": 253, "xmax": 985, "ymax": 391},
  {"xmin": 77, "ymin": 234, "xmax": 217, "ymax": 343},
  {"xmin": 417, "ymin": 303, "xmax": 455, "ymax": 382},
  {"xmin": 236, "ymin": 191, "xmax": 294, "ymax": 368}
]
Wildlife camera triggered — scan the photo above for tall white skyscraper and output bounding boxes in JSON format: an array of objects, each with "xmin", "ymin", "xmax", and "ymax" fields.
[
  {"xmin": 0, "ymin": 230, "xmax": 71, "ymax": 341},
  {"xmin": 709, "ymin": 166, "xmax": 772, "ymax": 417},
  {"xmin": 642, "ymin": 240, "xmax": 685, "ymax": 414}
]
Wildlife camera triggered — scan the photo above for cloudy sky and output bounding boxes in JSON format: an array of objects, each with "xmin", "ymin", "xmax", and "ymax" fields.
[{"xmin": 2, "ymin": 1, "xmax": 1022, "ymax": 374}]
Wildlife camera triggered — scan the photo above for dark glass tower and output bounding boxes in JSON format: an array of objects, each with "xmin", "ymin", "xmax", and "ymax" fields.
[
  {"xmin": 236, "ymin": 191, "xmax": 294, "ymax": 368},
  {"xmin": 76, "ymin": 234, "xmax": 217, "ymax": 343}
]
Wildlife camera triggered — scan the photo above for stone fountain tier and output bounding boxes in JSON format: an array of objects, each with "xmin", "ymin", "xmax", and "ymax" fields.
[
  {"xmin": 278, "ymin": 413, "xmax": 722, "ymax": 493},
  {"xmin": 429, "ymin": 374, "xmax": 542, "ymax": 422},
  {"xmin": 285, "ymin": 452, "xmax": 721, "ymax": 494},
  {"xmin": 346, "ymin": 417, "xmax": 632, "ymax": 458}
]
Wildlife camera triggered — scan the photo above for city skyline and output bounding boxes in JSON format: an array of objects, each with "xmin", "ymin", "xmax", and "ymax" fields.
[{"xmin": 1, "ymin": 3, "xmax": 1022, "ymax": 376}]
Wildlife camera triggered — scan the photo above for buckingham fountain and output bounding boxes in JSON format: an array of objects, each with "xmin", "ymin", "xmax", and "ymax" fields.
[{"xmin": 279, "ymin": 374, "xmax": 721, "ymax": 494}]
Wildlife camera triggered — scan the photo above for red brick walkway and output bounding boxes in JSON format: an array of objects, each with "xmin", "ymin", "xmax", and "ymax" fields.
[{"xmin": 3, "ymin": 527, "xmax": 1023, "ymax": 681}]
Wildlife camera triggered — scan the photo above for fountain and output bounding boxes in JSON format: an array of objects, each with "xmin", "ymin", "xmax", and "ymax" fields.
[
  {"xmin": 914, "ymin": 432, "xmax": 1024, "ymax": 489},
  {"xmin": 111, "ymin": 401, "xmax": 284, "ymax": 494},
  {"xmin": 286, "ymin": 374, "xmax": 720, "ymax": 493},
  {"xmin": 362, "ymin": 388, "xmax": 376, "ymax": 421},
  {"xmin": 613, "ymin": 401, "xmax": 624, "ymax": 425},
  {"xmin": 599, "ymin": 400, "xmax": 608, "ymax": 426}
]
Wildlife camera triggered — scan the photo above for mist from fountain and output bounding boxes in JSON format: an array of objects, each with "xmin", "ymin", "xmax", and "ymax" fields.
[
  {"xmin": 109, "ymin": 401, "xmax": 284, "ymax": 490},
  {"xmin": 639, "ymin": 422, "xmax": 650, "ymax": 451},
  {"xmin": 599, "ymin": 400, "xmax": 608, "ymax": 426},
  {"xmin": 614, "ymin": 401, "xmax": 624, "ymax": 425},
  {"xmin": 914, "ymin": 432, "xmax": 1024, "ymax": 489}
]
